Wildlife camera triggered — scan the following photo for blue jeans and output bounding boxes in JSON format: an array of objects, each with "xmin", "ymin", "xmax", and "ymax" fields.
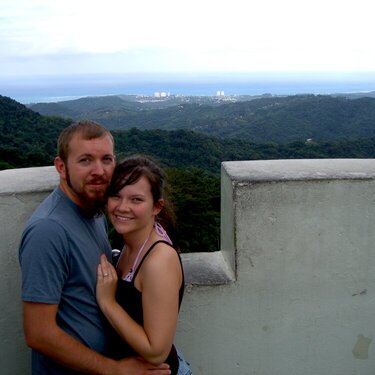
[{"xmin": 177, "ymin": 350, "xmax": 192, "ymax": 375}]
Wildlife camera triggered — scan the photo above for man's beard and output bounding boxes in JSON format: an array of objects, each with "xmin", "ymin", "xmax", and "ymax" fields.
[{"xmin": 66, "ymin": 168, "xmax": 108, "ymax": 217}]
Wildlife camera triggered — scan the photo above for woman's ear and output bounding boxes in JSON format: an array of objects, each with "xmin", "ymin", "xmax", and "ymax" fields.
[{"xmin": 153, "ymin": 199, "xmax": 164, "ymax": 216}]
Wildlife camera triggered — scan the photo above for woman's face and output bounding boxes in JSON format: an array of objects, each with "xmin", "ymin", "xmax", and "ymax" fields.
[{"xmin": 107, "ymin": 175, "xmax": 161, "ymax": 236}]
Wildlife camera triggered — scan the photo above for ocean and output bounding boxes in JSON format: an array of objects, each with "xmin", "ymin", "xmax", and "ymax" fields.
[{"xmin": 2, "ymin": 72, "xmax": 375, "ymax": 104}]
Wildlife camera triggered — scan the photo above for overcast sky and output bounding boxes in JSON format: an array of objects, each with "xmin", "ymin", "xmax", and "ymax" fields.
[{"xmin": 1, "ymin": 0, "xmax": 375, "ymax": 79}]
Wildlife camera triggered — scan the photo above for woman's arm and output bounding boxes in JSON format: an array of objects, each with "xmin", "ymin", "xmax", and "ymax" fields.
[
  {"xmin": 96, "ymin": 245, "xmax": 182, "ymax": 365},
  {"xmin": 23, "ymin": 301, "xmax": 171, "ymax": 375}
]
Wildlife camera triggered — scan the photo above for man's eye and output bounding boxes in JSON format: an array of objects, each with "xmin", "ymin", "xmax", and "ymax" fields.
[
  {"xmin": 103, "ymin": 157, "xmax": 114, "ymax": 164},
  {"xmin": 79, "ymin": 158, "xmax": 90, "ymax": 164}
]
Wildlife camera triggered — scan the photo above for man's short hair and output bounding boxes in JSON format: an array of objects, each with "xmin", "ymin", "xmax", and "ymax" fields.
[{"xmin": 57, "ymin": 120, "xmax": 114, "ymax": 163}]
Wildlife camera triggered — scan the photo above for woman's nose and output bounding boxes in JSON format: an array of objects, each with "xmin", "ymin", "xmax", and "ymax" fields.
[{"xmin": 116, "ymin": 198, "xmax": 130, "ymax": 211}]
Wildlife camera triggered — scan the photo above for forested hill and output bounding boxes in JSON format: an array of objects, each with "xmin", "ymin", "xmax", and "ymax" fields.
[
  {"xmin": 0, "ymin": 96, "xmax": 70, "ymax": 169},
  {"xmin": 3, "ymin": 94, "xmax": 375, "ymax": 252},
  {"xmin": 29, "ymin": 94, "xmax": 375, "ymax": 143},
  {"xmin": 2, "ymin": 94, "xmax": 375, "ymax": 174}
]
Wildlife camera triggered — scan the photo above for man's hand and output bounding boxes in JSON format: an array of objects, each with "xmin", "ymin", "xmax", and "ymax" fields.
[{"xmin": 116, "ymin": 357, "xmax": 171, "ymax": 375}]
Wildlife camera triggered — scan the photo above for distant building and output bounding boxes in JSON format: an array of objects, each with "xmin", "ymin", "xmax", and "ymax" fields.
[
  {"xmin": 154, "ymin": 91, "xmax": 170, "ymax": 98},
  {"xmin": 216, "ymin": 90, "xmax": 225, "ymax": 96}
]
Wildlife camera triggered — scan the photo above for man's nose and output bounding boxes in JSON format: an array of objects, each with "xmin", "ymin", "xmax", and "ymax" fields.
[{"xmin": 91, "ymin": 160, "xmax": 105, "ymax": 175}]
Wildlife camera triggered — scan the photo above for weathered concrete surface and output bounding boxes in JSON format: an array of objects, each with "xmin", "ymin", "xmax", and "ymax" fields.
[
  {"xmin": 0, "ymin": 166, "xmax": 58, "ymax": 375},
  {"xmin": 176, "ymin": 159, "xmax": 375, "ymax": 375}
]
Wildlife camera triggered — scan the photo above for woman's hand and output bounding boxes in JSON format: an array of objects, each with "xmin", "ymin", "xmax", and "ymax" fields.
[{"xmin": 96, "ymin": 254, "xmax": 118, "ymax": 311}]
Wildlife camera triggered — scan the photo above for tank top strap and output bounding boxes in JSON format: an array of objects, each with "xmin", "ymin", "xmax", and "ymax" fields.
[{"xmin": 132, "ymin": 240, "xmax": 175, "ymax": 281}]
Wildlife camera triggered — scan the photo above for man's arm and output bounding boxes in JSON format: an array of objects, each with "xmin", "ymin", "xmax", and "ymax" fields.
[{"xmin": 23, "ymin": 302, "xmax": 170, "ymax": 375}]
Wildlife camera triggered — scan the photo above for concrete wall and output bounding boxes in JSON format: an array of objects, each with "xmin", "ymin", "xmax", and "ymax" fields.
[
  {"xmin": 178, "ymin": 159, "xmax": 375, "ymax": 375},
  {"xmin": 2, "ymin": 159, "xmax": 375, "ymax": 375},
  {"xmin": 0, "ymin": 167, "xmax": 60, "ymax": 375}
]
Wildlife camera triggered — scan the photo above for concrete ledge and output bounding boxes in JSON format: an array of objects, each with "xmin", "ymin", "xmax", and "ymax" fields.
[
  {"xmin": 222, "ymin": 159, "xmax": 375, "ymax": 182},
  {"xmin": 181, "ymin": 251, "xmax": 235, "ymax": 286},
  {"xmin": 0, "ymin": 166, "xmax": 58, "ymax": 194}
]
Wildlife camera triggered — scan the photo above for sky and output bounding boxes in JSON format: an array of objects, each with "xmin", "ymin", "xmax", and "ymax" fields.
[{"xmin": 1, "ymin": 0, "xmax": 375, "ymax": 80}]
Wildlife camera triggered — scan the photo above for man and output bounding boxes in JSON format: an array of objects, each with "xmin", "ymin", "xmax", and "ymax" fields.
[{"xmin": 19, "ymin": 120, "xmax": 170, "ymax": 375}]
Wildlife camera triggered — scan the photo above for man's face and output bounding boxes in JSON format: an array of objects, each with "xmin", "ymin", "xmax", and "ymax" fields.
[{"xmin": 57, "ymin": 134, "xmax": 115, "ymax": 212}]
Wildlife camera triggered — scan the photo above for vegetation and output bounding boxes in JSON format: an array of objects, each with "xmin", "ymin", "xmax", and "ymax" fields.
[
  {"xmin": 30, "ymin": 94, "xmax": 375, "ymax": 143},
  {"xmin": 3, "ymin": 93, "xmax": 375, "ymax": 252},
  {"xmin": 166, "ymin": 167, "xmax": 220, "ymax": 252},
  {"xmin": 0, "ymin": 95, "xmax": 70, "ymax": 168}
]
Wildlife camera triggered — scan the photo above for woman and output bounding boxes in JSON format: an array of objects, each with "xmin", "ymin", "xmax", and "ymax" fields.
[{"xmin": 96, "ymin": 155, "xmax": 191, "ymax": 375}]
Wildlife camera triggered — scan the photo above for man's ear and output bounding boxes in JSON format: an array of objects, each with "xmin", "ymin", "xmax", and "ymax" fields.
[{"xmin": 54, "ymin": 157, "xmax": 67, "ymax": 179}]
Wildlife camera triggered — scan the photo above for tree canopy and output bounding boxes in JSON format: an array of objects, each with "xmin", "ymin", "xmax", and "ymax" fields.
[{"xmin": 3, "ymin": 94, "xmax": 375, "ymax": 252}]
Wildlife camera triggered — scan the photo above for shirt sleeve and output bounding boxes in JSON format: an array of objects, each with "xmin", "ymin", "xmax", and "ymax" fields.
[{"xmin": 19, "ymin": 218, "xmax": 70, "ymax": 304}]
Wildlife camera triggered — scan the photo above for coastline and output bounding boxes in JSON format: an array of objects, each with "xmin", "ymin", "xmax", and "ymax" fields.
[{"xmin": 2, "ymin": 71, "xmax": 375, "ymax": 104}]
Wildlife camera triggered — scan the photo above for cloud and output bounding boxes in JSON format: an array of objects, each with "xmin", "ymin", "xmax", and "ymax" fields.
[{"xmin": 1, "ymin": 0, "xmax": 375, "ymax": 77}]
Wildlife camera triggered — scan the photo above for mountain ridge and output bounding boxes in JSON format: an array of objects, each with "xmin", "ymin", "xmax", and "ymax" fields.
[
  {"xmin": 2, "ymin": 94, "xmax": 375, "ymax": 174},
  {"xmin": 28, "ymin": 94, "xmax": 375, "ymax": 143}
]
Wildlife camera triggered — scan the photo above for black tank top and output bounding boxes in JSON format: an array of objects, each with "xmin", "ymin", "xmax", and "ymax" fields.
[{"xmin": 109, "ymin": 240, "xmax": 185, "ymax": 375}]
